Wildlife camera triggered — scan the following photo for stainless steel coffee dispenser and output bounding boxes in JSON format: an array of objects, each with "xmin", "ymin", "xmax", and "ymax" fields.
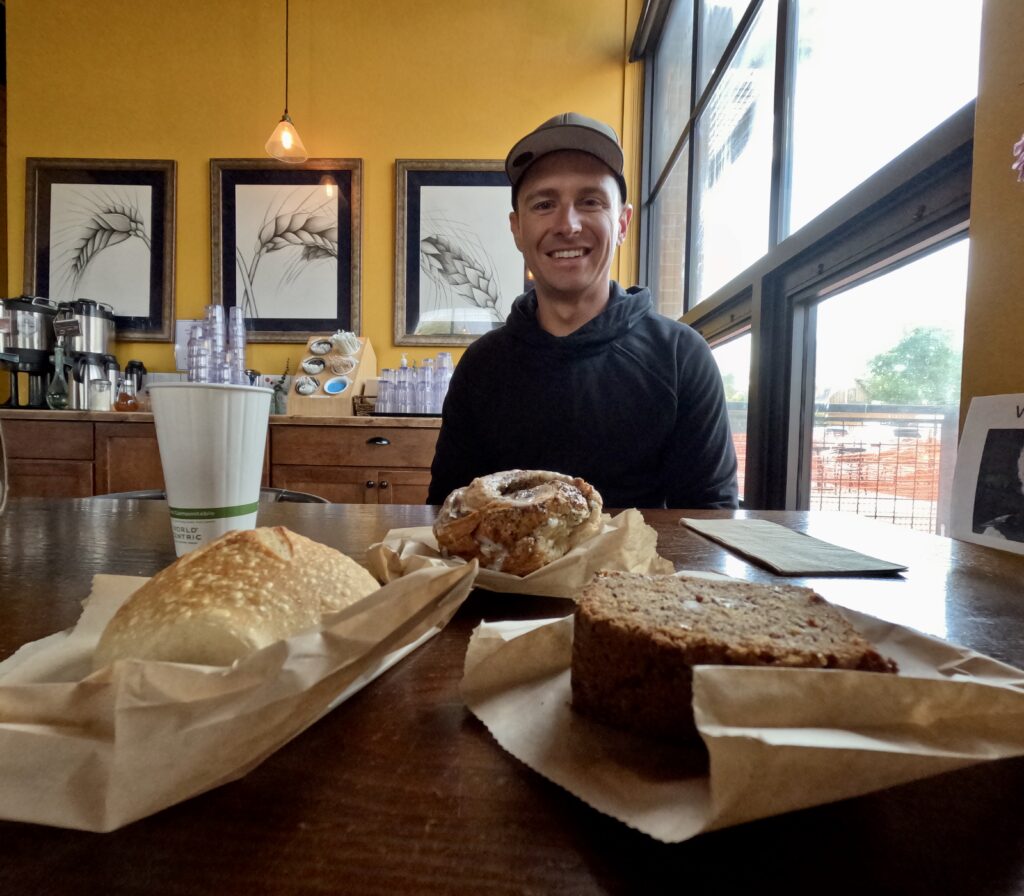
[
  {"xmin": 55, "ymin": 299, "xmax": 115, "ymax": 356},
  {"xmin": 56, "ymin": 300, "xmax": 118, "ymax": 410},
  {"xmin": 0, "ymin": 295, "xmax": 60, "ymax": 408}
]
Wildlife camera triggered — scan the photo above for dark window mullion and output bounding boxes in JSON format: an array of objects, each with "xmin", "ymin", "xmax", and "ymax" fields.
[
  {"xmin": 684, "ymin": 0, "xmax": 700, "ymax": 311},
  {"xmin": 640, "ymin": 47, "xmax": 655, "ymax": 287},
  {"xmin": 648, "ymin": 0, "xmax": 762, "ymax": 206},
  {"xmin": 768, "ymin": 0, "xmax": 796, "ymax": 247}
]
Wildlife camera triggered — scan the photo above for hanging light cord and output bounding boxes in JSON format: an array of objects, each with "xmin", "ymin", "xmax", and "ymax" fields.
[{"xmin": 283, "ymin": 0, "xmax": 291, "ymax": 116}]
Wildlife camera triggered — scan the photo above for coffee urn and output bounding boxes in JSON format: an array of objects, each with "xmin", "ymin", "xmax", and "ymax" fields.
[
  {"xmin": 56, "ymin": 299, "xmax": 118, "ymax": 410},
  {"xmin": 0, "ymin": 296, "xmax": 60, "ymax": 408}
]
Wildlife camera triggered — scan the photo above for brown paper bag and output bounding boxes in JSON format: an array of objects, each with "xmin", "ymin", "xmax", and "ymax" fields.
[
  {"xmin": 0, "ymin": 561, "xmax": 477, "ymax": 832},
  {"xmin": 461, "ymin": 591, "xmax": 1024, "ymax": 843},
  {"xmin": 366, "ymin": 508, "xmax": 674, "ymax": 598}
]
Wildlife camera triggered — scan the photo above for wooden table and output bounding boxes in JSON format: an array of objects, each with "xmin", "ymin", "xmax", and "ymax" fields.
[{"xmin": 2, "ymin": 499, "xmax": 1024, "ymax": 895}]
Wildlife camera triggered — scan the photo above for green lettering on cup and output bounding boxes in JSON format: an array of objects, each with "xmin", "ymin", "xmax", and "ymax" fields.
[{"xmin": 168, "ymin": 503, "xmax": 259, "ymax": 520}]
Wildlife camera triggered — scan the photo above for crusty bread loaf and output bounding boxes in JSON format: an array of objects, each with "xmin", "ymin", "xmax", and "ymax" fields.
[
  {"xmin": 433, "ymin": 469, "xmax": 603, "ymax": 576},
  {"xmin": 571, "ymin": 571, "xmax": 897, "ymax": 743},
  {"xmin": 93, "ymin": 527, "xmax": 380, "ymax": 668}
]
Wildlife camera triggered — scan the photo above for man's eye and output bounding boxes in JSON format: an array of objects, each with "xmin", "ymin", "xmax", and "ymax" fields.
[
  {"xmin": 532, "ymin": 200, "xmax": 555, "ymax": 211},
  {"xmin": 580, "ymin": 198, "xmax": 604, "ymax": 208}
]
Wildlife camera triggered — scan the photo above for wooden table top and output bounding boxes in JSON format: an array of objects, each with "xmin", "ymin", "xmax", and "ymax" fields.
[{"xmin": 2, "ymin": 499, "xmax": 1024, "ymax": 895}]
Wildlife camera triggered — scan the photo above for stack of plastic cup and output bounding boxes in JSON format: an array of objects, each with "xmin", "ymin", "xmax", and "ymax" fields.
[
  {"xmin": 434, "ymin": 352, "xmax": 454, "ymax": 412},
  {"xmin": 395, "ymin": 365, "xmax": 412, "ymax": 414},
  {"xmin": 187, "ymin": 305, "xmax": 252, "ymax": 384},
  {"xmin": 227, "ymin": 306, "xmax": 249, "ymax": 385},
  {"xmin": 415, "ymin": 358, "xmax": 434, "ymax": 414},
  {"xmin": 372, "ymin": 353, "xmax": 455, "ymax": 416},
  {"xmin": 376, "ymin": 369, "xmax": 394, "ymax": 414},
  {"xmin": 187, "ymin": 322, "xmax": 210, "ymax": 383}
]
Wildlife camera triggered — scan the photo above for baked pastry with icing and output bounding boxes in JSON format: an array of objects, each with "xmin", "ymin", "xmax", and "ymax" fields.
[{"xmin": 433, "ymin": 470, "xmax": 603, "ymax": 576}]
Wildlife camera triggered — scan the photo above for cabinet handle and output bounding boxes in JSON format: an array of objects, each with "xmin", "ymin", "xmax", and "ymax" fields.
[
  {"xmin": 367, "ymin": 436, "xmax": 390, "ymax": 446},
  {"xmin": 379, "ymin": 480, "xmax": 389, "ymax": 490},
  {"xmin": 365, "ymin": 480, "xmax": 376, "ymax": 489}
]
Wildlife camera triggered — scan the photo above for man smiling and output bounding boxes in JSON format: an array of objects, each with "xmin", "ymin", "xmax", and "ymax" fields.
[{"xmin": 427, "ymin": 113, "xmax": 738, "ymax": 509}]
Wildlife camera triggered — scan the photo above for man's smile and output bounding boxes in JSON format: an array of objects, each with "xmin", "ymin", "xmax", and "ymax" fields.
[{"xmin": 548, "ymin": 248, "xmax": 589, "ymax": 259}]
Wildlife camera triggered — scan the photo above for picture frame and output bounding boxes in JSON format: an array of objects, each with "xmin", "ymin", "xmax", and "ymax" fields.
[
  {"xmin": 211, "ymin": 158, "xmax": 362, "ymax": 343},
  {"xmin": 951, "ymin": 393, "xmax": 1024, "ymax": 556},
  {"xmin": 23, "ymin": 158, "xmax": 177, "ymax": 341},
  {"xmin": 394, "ymin": 159, "xmax": 527, "ymax": 346}
]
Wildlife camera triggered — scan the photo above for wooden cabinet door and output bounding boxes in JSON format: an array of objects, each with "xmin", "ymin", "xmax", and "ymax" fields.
[
  {"xmin": 270, "ymin": 464, "xmax": 374, "ymax": 503},
  {"xmin": 270, "ymin": 465, "xmax": 432, "ymax": 504},
  {"xmin": 374, "ymin": 469, "xmax": 431, "ymax": 505},
  {"xmin": 3, "ymin": 419, "xmax": 93, "ymax": 461},
  {"xmin": 3, "ymin": 418, "xmax": 95, "ymax": 497},
  {"xmin": 94, "ymin": 422, "xmax": 165, "ymax": 495},
  {"xmin": 8, "ymin": 459, "xmax": 93, "ymax": 497}
]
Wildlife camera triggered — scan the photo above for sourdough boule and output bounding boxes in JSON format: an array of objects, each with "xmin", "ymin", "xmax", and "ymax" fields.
[{"xmin": 93, "ymin": 527, "xmax": 380, "ymax": 668}]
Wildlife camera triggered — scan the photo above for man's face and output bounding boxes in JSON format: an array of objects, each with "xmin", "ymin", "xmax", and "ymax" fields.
[{"xmin": 509, "ymin": 150, "xmax": 632, "ymax": 306}]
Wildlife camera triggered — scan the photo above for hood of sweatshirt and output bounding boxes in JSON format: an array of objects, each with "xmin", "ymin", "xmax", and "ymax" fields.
[{"xmin": 502, "ymin": 282, "xmax": 653, "ymax": 358}]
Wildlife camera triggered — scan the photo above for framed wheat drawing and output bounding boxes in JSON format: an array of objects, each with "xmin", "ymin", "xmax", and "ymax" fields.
[
  {"xmin": 23, "ymin": 158, "xmax": 177, "ymax": 341},
  {"xmin": 394, "ymin": 159, "xmax": 527, "ymax": 346},
  {"xmin": 211, "ymin": 158, "xmax": 362, "ymax": 342}
]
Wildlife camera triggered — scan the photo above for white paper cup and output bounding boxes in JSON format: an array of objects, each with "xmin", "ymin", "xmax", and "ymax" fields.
[{"xmin": 148, "ymin": 382, "xmax": 272, "ymax": 556}]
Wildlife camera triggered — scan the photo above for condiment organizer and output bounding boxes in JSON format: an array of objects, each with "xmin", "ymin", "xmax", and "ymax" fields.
[{"xmin": 287, "ymin": 335, "xmax": 376, "ymax": 417}]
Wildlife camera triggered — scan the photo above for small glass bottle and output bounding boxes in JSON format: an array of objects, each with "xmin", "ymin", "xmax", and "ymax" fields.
[
  {"xmin": 46, "ymin": 342, "xmax": 70, "ymax": 410},
  {"xmin": 114, "ymin": 375, "xmax": 139, "ymax": 411}
]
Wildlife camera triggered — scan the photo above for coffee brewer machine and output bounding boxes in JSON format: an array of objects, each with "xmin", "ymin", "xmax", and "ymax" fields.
[
  {"xmin": 0, "ymin": 296, "xmax": 60, "ymax": 408},
  {"xmin": 55, "ymin": 299, "xmax": 119, "ymax": 410}
]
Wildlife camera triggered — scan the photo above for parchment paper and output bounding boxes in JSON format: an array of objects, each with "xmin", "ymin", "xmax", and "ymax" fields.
[
  {"xmin": 461, "ymin": 582, "xmax": 1024, "ymax": 843},
  {"xmin": 0, "ymin": 561, "xmax": 477, "ymax": 832},
  {"xmin": 366, "ymin": 508, "xmax": 674, "ymax": 598},
  {"xmin": 680, "ymin": 517, "xmax": 907, "ymax": 575}
]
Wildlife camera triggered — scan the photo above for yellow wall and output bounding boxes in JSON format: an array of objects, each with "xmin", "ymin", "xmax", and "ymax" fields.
[
  {"xmin": 962, "ymin": 0, "xmax": 1024, "ymax": 416},
  {"xmin": 6, "ymin": 0, "xmax": 641, "ymax": 377}
]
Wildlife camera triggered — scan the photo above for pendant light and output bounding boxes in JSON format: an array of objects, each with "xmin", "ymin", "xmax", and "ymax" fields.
[{"xmin": 265, "ymin": 0, "xmax": 308, "ymax": 163}]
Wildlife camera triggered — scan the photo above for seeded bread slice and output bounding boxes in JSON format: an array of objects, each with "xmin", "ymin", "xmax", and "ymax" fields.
[{"xmin": 571, "ymin": 571, "xmax": 897, "ymax": 743}]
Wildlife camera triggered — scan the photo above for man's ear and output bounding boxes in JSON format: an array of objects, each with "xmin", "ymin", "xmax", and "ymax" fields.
[
  {"xmin": 509, "ymin": 210, "xmax": 524, "ymax": 252},
  {"xmin": 617, "ymin": 203, "xmax": 634, "ymax": 246}
]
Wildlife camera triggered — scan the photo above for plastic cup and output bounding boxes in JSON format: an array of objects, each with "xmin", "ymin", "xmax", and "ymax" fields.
[
  {"xmin": 88, "ymin": 378, "xmax": 112, "ymax": 411},
  {"xmin": 148, "ymin": 382, "xmax": 272, "ymax": 556}
]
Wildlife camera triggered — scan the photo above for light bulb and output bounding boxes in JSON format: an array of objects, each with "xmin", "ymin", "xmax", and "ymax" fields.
[{"xmin": 265, "ymin": 114, "xmax": 308, "ymax": 163}]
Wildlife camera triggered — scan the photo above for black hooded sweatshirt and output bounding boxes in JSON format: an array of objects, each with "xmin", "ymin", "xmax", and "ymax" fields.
[{"xmin": 427, "ymin": 283, "xmax": 739, "ymax": 509}]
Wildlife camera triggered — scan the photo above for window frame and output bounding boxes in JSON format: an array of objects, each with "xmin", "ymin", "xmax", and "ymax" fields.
[{"xmin": 633, "ymin": 0, "xmax": 976, "ymax": 510}]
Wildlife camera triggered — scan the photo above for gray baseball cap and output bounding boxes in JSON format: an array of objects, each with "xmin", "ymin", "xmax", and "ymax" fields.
[{"xmin": 505, "ymin": 112, "xmax": 627, "ymax": 204}]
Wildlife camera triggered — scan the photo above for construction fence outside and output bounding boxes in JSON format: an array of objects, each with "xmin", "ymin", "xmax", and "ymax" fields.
[{"xmin": 727, "ymin": 403, "xmax": 959, "ymax": 535}]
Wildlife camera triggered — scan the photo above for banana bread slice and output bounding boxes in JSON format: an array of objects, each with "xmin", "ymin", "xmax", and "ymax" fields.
[{"xmin": 571, "ymin": 571, "xmax": 897, "ymax": 743}]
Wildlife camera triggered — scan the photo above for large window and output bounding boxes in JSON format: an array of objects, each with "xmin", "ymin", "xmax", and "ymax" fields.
[
  {"xmin": 807, "ymin": 240, "xmax": 968, "ymax": 534},
  {"xmin": 634, "ymin": 0, "xmax": 982, "ymax": 529},
  {"xmin": 787, "ymin": 2, "xmax": 983, "ymax": 235},
  {"xmin": 692, "ymin": 0, "xmax": 776, "ymax": 302}
]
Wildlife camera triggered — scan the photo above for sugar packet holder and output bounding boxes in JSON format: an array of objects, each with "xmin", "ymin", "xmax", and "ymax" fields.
[{"xmin": 365, "ymin": 508, "xmax": 674, "ymax": 598}]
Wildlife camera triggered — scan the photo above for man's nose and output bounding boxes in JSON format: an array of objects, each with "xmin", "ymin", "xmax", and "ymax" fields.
[{"xmin": 554, "ymin": 204, "xmax": 582, "ymax": 235}]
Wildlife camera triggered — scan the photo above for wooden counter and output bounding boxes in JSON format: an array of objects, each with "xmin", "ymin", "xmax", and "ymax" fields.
[{"xmin": 0, "ymin": 409, "xmax": 441, "ymax": 503}]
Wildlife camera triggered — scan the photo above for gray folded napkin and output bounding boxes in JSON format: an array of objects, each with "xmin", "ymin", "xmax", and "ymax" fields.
[{"xmin": 679, "ymin": 517, "xmax": 907, "ymax": 576}]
